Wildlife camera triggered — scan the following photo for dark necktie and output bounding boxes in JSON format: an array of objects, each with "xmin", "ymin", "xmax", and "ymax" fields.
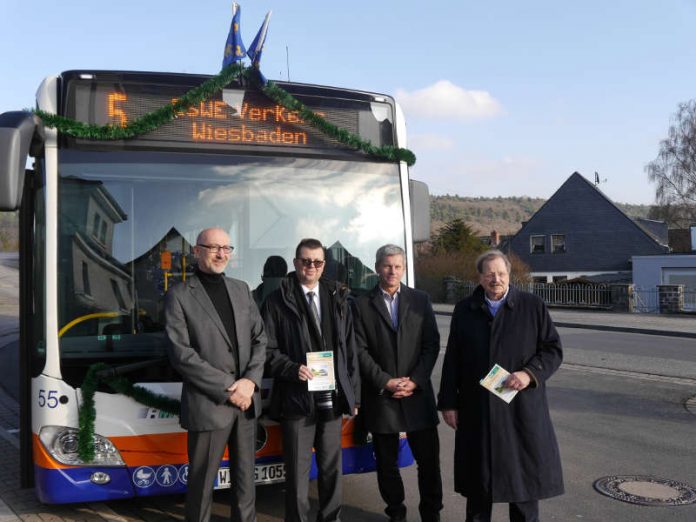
[{"xmin": 307, "ymin": 291, "xmax": 322, "ymax": 335}]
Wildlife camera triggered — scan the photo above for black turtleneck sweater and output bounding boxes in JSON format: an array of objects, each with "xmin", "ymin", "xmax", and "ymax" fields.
[{"xmin": 196, "ymin": 269, "xmax": 239, "ymax": 374}]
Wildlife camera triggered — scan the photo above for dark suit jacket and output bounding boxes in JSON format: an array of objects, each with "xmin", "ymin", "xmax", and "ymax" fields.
[
  {"xmin": 165, "ymin": 274, "xmax": 267, "ymax": 431},
  {"xmin": 353, "ymin": 284, "xmax": 440, "ymax": 433},
  {"xmin": 262, "ymin": 274, "xmax": 360, "ymax": 419}
]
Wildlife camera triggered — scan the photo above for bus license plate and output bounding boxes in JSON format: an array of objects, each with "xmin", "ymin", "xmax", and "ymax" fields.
[
  {"xmin": 255, "ymin": 462, "xmax": 285, "ymax": 484},
  {"xmin": 215, "ymin": 463, "xmax": 286, "ymax": 488}
]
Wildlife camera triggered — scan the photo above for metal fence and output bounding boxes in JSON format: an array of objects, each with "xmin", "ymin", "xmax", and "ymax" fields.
[
  {"xmin": 685, "ymin": 290, "xmax": 696, "ymax": 312},
  {"xmin": 633, "ymin": 287, "xmax": 659, "ymax": 313},
  {"xmin": 528, "ymin": 283, "xmax": 612, "ymax": 308},
  {"xmin": 445, "ymin": 279, "xmax": 696, "ymax": 313},
  {"xmin": 446, "ymin": 280, "xmax": 613, "ymax": 309}
]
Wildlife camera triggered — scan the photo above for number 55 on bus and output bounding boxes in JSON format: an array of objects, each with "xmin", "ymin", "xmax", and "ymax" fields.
[{"xmin": 0, "ymin": 69, "xmax": 430, "ymax": 503}]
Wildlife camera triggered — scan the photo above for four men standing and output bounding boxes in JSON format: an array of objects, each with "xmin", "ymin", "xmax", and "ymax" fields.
[
  {"xmin": 353, "ymin": 245, "xmax": 443, "ymax": 522},
  {"xmin": 166, "ymin": 231, "xmax": 562, "ymax": 522}
]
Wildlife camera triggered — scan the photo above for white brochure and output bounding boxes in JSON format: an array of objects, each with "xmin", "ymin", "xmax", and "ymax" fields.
[{"xmin": 306, "ymin": 351, "xmax": 336, "ymax": 391}]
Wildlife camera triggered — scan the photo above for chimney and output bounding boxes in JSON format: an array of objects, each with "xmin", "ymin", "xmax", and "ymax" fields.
[{"xmin": 490, "ymin": 230, "xmax": 500, "ymax": 247}]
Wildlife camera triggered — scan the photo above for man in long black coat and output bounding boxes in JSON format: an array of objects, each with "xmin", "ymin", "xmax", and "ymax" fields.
[
  {"xmin": 354, "ymin": 244, "xmax": 443, "ymax": 522},
  {"xmin": 438, "ymin": 250, "xmax": 563, "ymax": 522}
]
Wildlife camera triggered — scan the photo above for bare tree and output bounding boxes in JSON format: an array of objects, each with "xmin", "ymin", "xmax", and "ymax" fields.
[{"xmin": 646, "ymin": 100, "xmax": 696, "ymax": 227}]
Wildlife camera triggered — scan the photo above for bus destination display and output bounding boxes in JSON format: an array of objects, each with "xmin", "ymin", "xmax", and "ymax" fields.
[{"xmin": 64, "ymin": 77, "xmax": 393, "ymax": 151}]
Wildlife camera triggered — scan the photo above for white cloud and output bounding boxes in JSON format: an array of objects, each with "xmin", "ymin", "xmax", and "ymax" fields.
[
  {"xmin": 408, "ymin": 133, "xmax": 455, "ymax": 151},
  {"xmin": 395, "ymin": 80, "xmax": 503, "ymax": 121}
]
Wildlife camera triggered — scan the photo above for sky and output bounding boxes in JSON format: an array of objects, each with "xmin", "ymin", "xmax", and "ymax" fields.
[{"xmin": 2, "ymin": 0, "xmax": 695, "ymax": 205}]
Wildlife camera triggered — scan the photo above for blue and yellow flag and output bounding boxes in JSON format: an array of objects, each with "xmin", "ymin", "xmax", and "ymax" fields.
[
  {"xmin": 222, "ymin": 2, "xmax": 246, "ymax": 68},
  {"xmin": 247, "ymin": 11, "xmax": 271, "ymax": 64},
  {"xmin": 247, "ymin": 11, "xmax": 271, "ymax": 83}
]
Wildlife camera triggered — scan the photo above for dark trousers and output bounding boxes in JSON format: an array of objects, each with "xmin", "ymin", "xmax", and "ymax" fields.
[
  {"xmin": 372, "ymin": 427, "xmax": 443, "ymax": 522},
  {"xmin": 465, "ymin": 497, "xmax": 539, "ymax": 522},
  {"xmin": 281, "ymin": 414, "xmax": 343, "ymax": 522},
  {"xmin": 186, "ymin": 411, "xmax": 257, "ymax": 522}
]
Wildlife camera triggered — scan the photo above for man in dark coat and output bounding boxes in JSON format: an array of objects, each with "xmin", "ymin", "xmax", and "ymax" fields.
[
  {"xmin": 353, "ymin": 244, "xmax": 442, "ymax": 522},
  {"xmin": 438, "ymin": 250, "xmax": 563, "ymax": 522},
  {"xmin": 165, "ymin": 227, "xmax": 267, "ymax": 522},
  {"xmin": 262, "ymin": 238, "xmax": 360, "ymax": 522}
]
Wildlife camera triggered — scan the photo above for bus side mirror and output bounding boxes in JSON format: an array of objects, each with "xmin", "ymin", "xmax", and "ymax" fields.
[
  {"xmin": 409, "ymin": 179, "xmax": 430, "ymax": 242},
  {"xmin": 0, "ymin": 111, "xmax": 44, "ymax": 211}
]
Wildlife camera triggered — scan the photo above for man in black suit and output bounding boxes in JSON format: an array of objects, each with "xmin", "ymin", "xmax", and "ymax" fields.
[
  {"xmin": 353, "ymin": 244, "xmax": 443, "ymax": 522},
  {"xmin": 263, "ymin": 238, "xmax": 360, "ymax": 522},
  {"xmin": 165, "ymin": 227, "xmax": 267, "ymax": 522}
]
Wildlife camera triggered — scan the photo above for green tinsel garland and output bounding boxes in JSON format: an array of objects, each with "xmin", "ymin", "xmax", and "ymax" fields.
[
  {"xmin": 34, "ymin": 63, "xmax": 245, "ymax": 140},
  {"xmin": 32, "ymin": 64, "xmax": 415, "ymax": 166},
  {"xmin": 78, "ymin": 363, "xmax": 181, "ymax": 462},
  {"xmin": 260, "ymin": 79, "xmax": 416, "ymax": 166}
]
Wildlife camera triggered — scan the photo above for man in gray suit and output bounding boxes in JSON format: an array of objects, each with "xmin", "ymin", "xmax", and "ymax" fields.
[
  {"xmin": 165, "ymin": 227, "xmax": 267, "ymax": 522},
  {"xmin": 353, "ymin": 244, "xmax": 443, "ymax": 522}
]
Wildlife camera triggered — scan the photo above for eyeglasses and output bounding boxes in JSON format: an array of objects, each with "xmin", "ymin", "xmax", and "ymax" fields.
[
  {"xmin": 197, "ymin": 244, "xmax": 234, "ymax": 254},
  {"xmin": 298, "ymin": 258, "xmax": 325, "ymax": 268}
]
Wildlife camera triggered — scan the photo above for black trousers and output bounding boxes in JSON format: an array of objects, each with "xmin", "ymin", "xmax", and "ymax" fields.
[
  {"xmin": 372, "ymin": 427, "xmax": 443, "ymax": 522},
  {"xmin": 465, "ymin": 497, "xmax": 539, "ymax": 522}
]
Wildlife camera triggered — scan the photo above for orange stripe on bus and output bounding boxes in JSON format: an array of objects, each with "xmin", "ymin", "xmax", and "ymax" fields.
[{"xmin": 33, "ymin": 419, "xmax": 360, "ymax": 470}]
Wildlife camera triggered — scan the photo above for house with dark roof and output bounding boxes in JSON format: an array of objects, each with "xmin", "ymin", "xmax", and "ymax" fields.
[{"xmin": 505, "ymin": 172, "xmax": 669, "ymax": 283}]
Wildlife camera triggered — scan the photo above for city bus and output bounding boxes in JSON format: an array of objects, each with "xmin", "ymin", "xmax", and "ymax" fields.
[{"xmin": 0, "ymin": 69, "xmax": 430, "ymax": 503}]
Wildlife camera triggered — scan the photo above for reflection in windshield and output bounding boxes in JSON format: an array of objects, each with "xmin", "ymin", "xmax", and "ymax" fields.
[{"xmin": 57, "ymin": 153, "xmax": 405, "ymax": 361}]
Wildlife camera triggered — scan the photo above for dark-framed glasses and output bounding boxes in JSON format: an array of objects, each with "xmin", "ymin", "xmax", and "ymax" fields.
[
  {"xmin": 298, "ymin": 258, "xmax": 325, "ymax": 268},
  {"xmin": 197, "ymin": 244, "xmax": 234, "ymax": 254}
]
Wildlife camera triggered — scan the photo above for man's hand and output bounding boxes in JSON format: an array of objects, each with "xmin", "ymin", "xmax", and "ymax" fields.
[
  {"xmin": 504, "ymin": 371, "xmax": 531, "ymax": 391},
  {"xmin": 384, "ymin": 377, "xmax": 406, "ymax": 394},
  {"xmin": 390, "ymin": 377, "xmax": 416, "ymax": 399},
  {"xmin": 227, "ymin": 378, "xmax": 256, "ymax": 411},
  {"xmin": 442, "ymin": 409, "xmax": 458, "ymax": 430},
  {"xmin": 298, "ymin": 365, "xmax": 314, "ymax": 382}
]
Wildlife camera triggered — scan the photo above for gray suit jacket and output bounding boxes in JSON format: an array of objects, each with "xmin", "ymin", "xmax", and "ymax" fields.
[{"xmin": 165, "ymin": 274, "xmax": 267, "ymax": 431}]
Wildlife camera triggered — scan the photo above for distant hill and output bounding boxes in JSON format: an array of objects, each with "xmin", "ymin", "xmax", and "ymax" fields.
[
  {"xmin": 431, "ymin": 195, "xmax": 652, "ymax": 236},
  {"xmin": 0, "ymin": 198, "xmax": 654, "ymax": 252}
]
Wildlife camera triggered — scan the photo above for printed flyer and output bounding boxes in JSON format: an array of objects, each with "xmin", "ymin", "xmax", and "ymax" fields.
[
  {"xmin": 306, "ymin": 351, "xmax": 336, "ymax": 391},
  {"xmin": 479, "ymin": 363, "xmax": 519, "ymax": 403}
]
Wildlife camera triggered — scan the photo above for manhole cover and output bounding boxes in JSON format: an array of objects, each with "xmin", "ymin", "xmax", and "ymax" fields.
[{"xmin": 593, "ymin": 475, "xmax": 696, "ymax": 506}]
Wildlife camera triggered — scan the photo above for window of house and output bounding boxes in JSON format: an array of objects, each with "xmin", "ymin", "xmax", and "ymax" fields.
[
  {"xmin": 552, "ymin": 275, "xmax": 567, "ymax": 283},
  {"xmin": 552, "ymin": 234, "xmax": 566, "ymax": 254},
  {"xmin": 111, "ymin": 279, "xmax": 127, "ymax": 310},
  {"xmin": 532, "ymin": 276, "xmax": 547, "ymax": 284},
  {"xmin": 92, "ymin": 213, "xmax": 101, "ymax": 239},
  {"xmin": 100, "ymin": 221, "xmax": 108, "ymax": 245},
  {"xmin": 530, "ymin": 235, "xmax": 545, "ymax": 254},
  {"xmin": 81, "ymin": 261, "xmax": 91, "ymax": 296}
]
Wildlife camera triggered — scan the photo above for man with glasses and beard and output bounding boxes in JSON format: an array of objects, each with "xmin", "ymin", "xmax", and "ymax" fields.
[
  {"xmin": 164, "ymin": 227, "xmax": 267, "ymax": 522},
  {"xmin": 262, "ymin": 238, "xmax": 360, "ymax": 522}
]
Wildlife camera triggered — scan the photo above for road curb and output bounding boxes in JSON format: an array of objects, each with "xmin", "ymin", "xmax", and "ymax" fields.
[
  {"xmin": 553, "ymin": 322, "xmax": 696, "ymax": 339},
  {"xmin": 434, "ymin": 310, "xmax": 696, "ymax": 339}
]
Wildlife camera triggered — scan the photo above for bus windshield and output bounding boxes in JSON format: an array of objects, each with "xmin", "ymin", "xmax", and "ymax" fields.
[{"xmin": 56, "ymin": 150, "xmax": 405, "ymax": 373}]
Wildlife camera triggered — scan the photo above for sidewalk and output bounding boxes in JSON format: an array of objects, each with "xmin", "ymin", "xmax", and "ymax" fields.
[{"xmin": 433, "ymin": 303, "xmax": 696, "ymax": 338}]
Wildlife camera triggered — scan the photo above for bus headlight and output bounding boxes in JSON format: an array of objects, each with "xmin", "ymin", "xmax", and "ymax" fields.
[{"xmin": 39, "ymin": 426, "xmax": 125, "ymax": 466}]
